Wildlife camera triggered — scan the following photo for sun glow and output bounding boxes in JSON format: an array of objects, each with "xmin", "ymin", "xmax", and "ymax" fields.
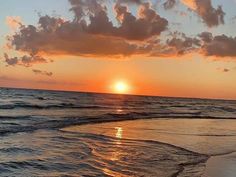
[{"xmin": 113, "ymin": 81, "xmax": 129, "ymax": 94}]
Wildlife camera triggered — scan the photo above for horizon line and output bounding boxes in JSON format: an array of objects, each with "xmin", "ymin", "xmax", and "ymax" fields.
[{"xmin": 1, "ymin": 86, "xmax": 235, "ymax": 102}]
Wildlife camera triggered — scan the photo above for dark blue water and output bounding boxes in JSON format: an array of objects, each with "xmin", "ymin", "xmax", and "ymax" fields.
[{"xmin": 0, "ymin": 87, "xmax": 235, "ymax": 176}]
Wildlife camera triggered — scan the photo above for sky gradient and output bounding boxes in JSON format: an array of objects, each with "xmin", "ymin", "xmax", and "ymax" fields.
[{"xmin": 0, "ymin": 0, "xmax": 236, "ymax": 99}]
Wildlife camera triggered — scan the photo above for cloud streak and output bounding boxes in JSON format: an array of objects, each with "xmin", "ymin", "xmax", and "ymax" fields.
[
  {"xmin": 4, "ymin": 53, "xmax": 48, "ymax": 67},
  {"xmin": 217, "ymin": 67, "xmax": 230, "ymax": 73},
  {"xmin": 32, "ymin": 69, "xmax": 53, "ymax": 76}
]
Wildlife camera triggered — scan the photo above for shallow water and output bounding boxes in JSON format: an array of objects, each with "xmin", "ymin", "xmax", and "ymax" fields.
[
  {"xmin": 64, "ymin": 119, "xmax": 236, "ymax": 177},
  {"xmin": 63, "ymin": 119, "xmax": 236, "ymax": 155},
  {"xmin": 0, "ymin": 88, "xmax": 236, "ymax": 176},
  {"xmin": 0, "ymin": 129, "xmax": 209, "ymax": 176}
]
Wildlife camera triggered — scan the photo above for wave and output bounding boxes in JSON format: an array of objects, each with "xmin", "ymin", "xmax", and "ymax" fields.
[
  {"xmin": 0, "ymin": 131, "xmax": 209, "ymax": 177},
  {"xmin": 0, "ymin": 112, "xmax": 236, "ymax": 136},
  {"xmin": 0, "ymin": 103, "xmax": 109, "ymax": 110},
  {"xmin": 0, "ymin": 147, "xmax": 34, "ymax": 154}
]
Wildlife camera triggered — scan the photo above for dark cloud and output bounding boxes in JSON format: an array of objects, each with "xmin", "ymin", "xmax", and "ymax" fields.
[
  {"xmin": 181, "ymin": 0, "xmax": 225, "ymax": 27},
  {"xmin": 163, "ymin": 0, "xmax": 177, "ymax": 10},
  {"xmin": 217, "ymin": 68, "xmax": 230, "ymax": 73},
  {"xmin": 200, "ymin": 33, "xmax": 236, "ymax": 57},
  {"xmin": 223, "ymin": 68, "xmax": 229, "ymax": 72},
  {"xmin": 32, "ymin": 69, "xmax": 53, "ymax": 76},
  {"xmin": 157, "ymin": 32, "xmax": 201, "ymax": 56},
  {"xmin": 69, "ymin": 1, "xmax": 168, "ymax": 40},
  {"xmin": 6, "ymin": 0, "xmax": 168, "ymax": 63},
  {"xmin": 196, "ymin": 0, "xmax": 225, "ymax": 27},
  {"xmin": 69, "ymin": 0, "xmax": 107, "ymax": 22},
  {"xmin": 165, "ymin": 32, "xmax": 236, "ymax": 58},
  {"xmin": 163, "ymin": 0, "xmax": 225, "ymax": 27},
  {"xmin": 8, "ymin": 18, "xmax": 148, "ymax": 57},
  {"xmin": 147, "ymin": 31, "xmax": 236, "ymax": 58},
  {"xmin": 4, "ymin": 53, "xmax": 47, "ymax": 67},
  {"xmin": 4, "ymin": 54, "xmax": 18, "ymax": 66},
  {"xmin": 113, "ymin": 2, "xmax": 168, "ymax": 40},
  {"xmin": 198, "ymin": 32, "xmax": 213, "ymax": 43},
  {"xmin": 166, "ymin": 34, "xmax": 201, "ymax": 55}
]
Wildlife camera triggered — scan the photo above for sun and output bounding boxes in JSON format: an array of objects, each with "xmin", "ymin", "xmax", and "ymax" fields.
[{"xmin": 113, "ymin": 81, "xmax": 129, "ymax": 94}]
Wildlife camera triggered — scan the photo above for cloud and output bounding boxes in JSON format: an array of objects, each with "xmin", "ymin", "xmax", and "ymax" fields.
[
  {"xmin": 32, "ymin": 69, "xmax": 53, "ymax": 76},
  {"xmin": 4, "ymin": 0, "xmax": 236, "ymax": 65},
  {"xmin": 217, "ymin": 67, "xmax": 230, "ymax": 73},
  {"xmin": 180, "ymin": 0, "xmax": 225, "ymax": 27},
  {"xmin": 8, "ymin": 17, "xmax": 147, "ymax": 57},
  {"xmin": 4, "ymin": 53, "xmax": 48, "ymax": 67},
  {"xmin": 223, "ymin": 68, "xmax": 230, "ymax": 72},
  {"xmin": 6, "ymin": 16, "xmax": 23, "ymax": 30},
  {"xmin": 5, "ymin": 0, "xmax": 168, "ymax": 63},
  {"xmin": 166, "ymin": 33, "xmax": 201, "ymax": 55},
  {"xmin": 113, "ymin": 2, "xmax": 168, "ymax": 40},
  {"xmin": 164, "ymin": 32, "xmax": 236, "ymax": 58},
  {"xmin": 198, "ymin": 31, "xmax": 213, "ymax": 43},
  {"xmin": 69, "ymin": 0, "xmax": 107, "ymax": 22},
  {"xmin": 163, "ymin": 0, "xmax": 177, "ymax": 10},
  {"xmin": 0, "ymin": 75, "xmax": 82, "ymax": 88},
  {"xmin": 200, "ymin": 33, "xmax": 236, "ymax": 57},
  {"xmin": 68, "ymin": 0, "xmax": 168, "ymax": 40},
  {"xmin": 146, "ymin": 30, "xmax": 236, "ymax": 59},
  {"xmin": 181, "ymin": 0, "xmax": 197, "ymax": 10}
]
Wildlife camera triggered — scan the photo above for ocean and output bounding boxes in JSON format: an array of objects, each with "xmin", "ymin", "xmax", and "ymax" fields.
[{"xmin": 0, "ymin": 87, "xmax": 236, "ymax": 176}]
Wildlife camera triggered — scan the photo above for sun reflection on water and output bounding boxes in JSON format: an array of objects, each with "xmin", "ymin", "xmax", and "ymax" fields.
[
  {"xmin": 108, "ymin": 127, "xmax": 123, "ymax": 162},
  {"xmin": 115, "ymin": 127, "xmax": 123, "ymax": 139},
  {"xmin": 116, "ymin": 109, "xmax": 123, "ymax": 113}
]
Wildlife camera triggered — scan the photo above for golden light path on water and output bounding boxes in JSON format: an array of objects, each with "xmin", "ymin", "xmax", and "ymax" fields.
[
  {"xmin": 102, "ymin": 127, "xmax": 123, "ymax": 175},
  {"xmin": 115, "ymin": 127, "xmax": 123, "ymax": 139}
]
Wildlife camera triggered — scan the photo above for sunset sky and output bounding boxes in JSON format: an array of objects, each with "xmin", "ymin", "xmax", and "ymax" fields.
[{"xmin": 0, "ymin": 0, "xmax": 236, "ymax": 99}]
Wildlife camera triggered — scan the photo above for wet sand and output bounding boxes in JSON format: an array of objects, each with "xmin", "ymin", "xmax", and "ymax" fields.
[{"xmin": 64, "ymin": 118, "xmax": 236, "ymax": 177}]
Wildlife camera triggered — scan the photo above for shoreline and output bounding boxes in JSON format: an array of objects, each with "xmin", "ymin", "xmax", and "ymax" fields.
[
  {"xmin": 1, "ymin": 115, "xmax": 236, "ymax": 136},
  {"xmin": 63, "ymin": 118, "xmax": 236, "ymax": 177}
]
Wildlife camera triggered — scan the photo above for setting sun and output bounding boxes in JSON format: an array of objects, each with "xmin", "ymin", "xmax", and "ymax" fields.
[{"xmin": 114, "ymin": 81, "xmax": 129, "ymax": 94}]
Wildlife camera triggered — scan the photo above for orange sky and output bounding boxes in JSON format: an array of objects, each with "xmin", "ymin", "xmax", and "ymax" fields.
[{"xmin": 0, "ymin": 0, "xmax": 236, "ymax": 99}]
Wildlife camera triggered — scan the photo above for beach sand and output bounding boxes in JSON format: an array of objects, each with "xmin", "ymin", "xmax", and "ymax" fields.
[{"xmin": 64, "ymin": 118, "xmax": 236, "ymax": 177}]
